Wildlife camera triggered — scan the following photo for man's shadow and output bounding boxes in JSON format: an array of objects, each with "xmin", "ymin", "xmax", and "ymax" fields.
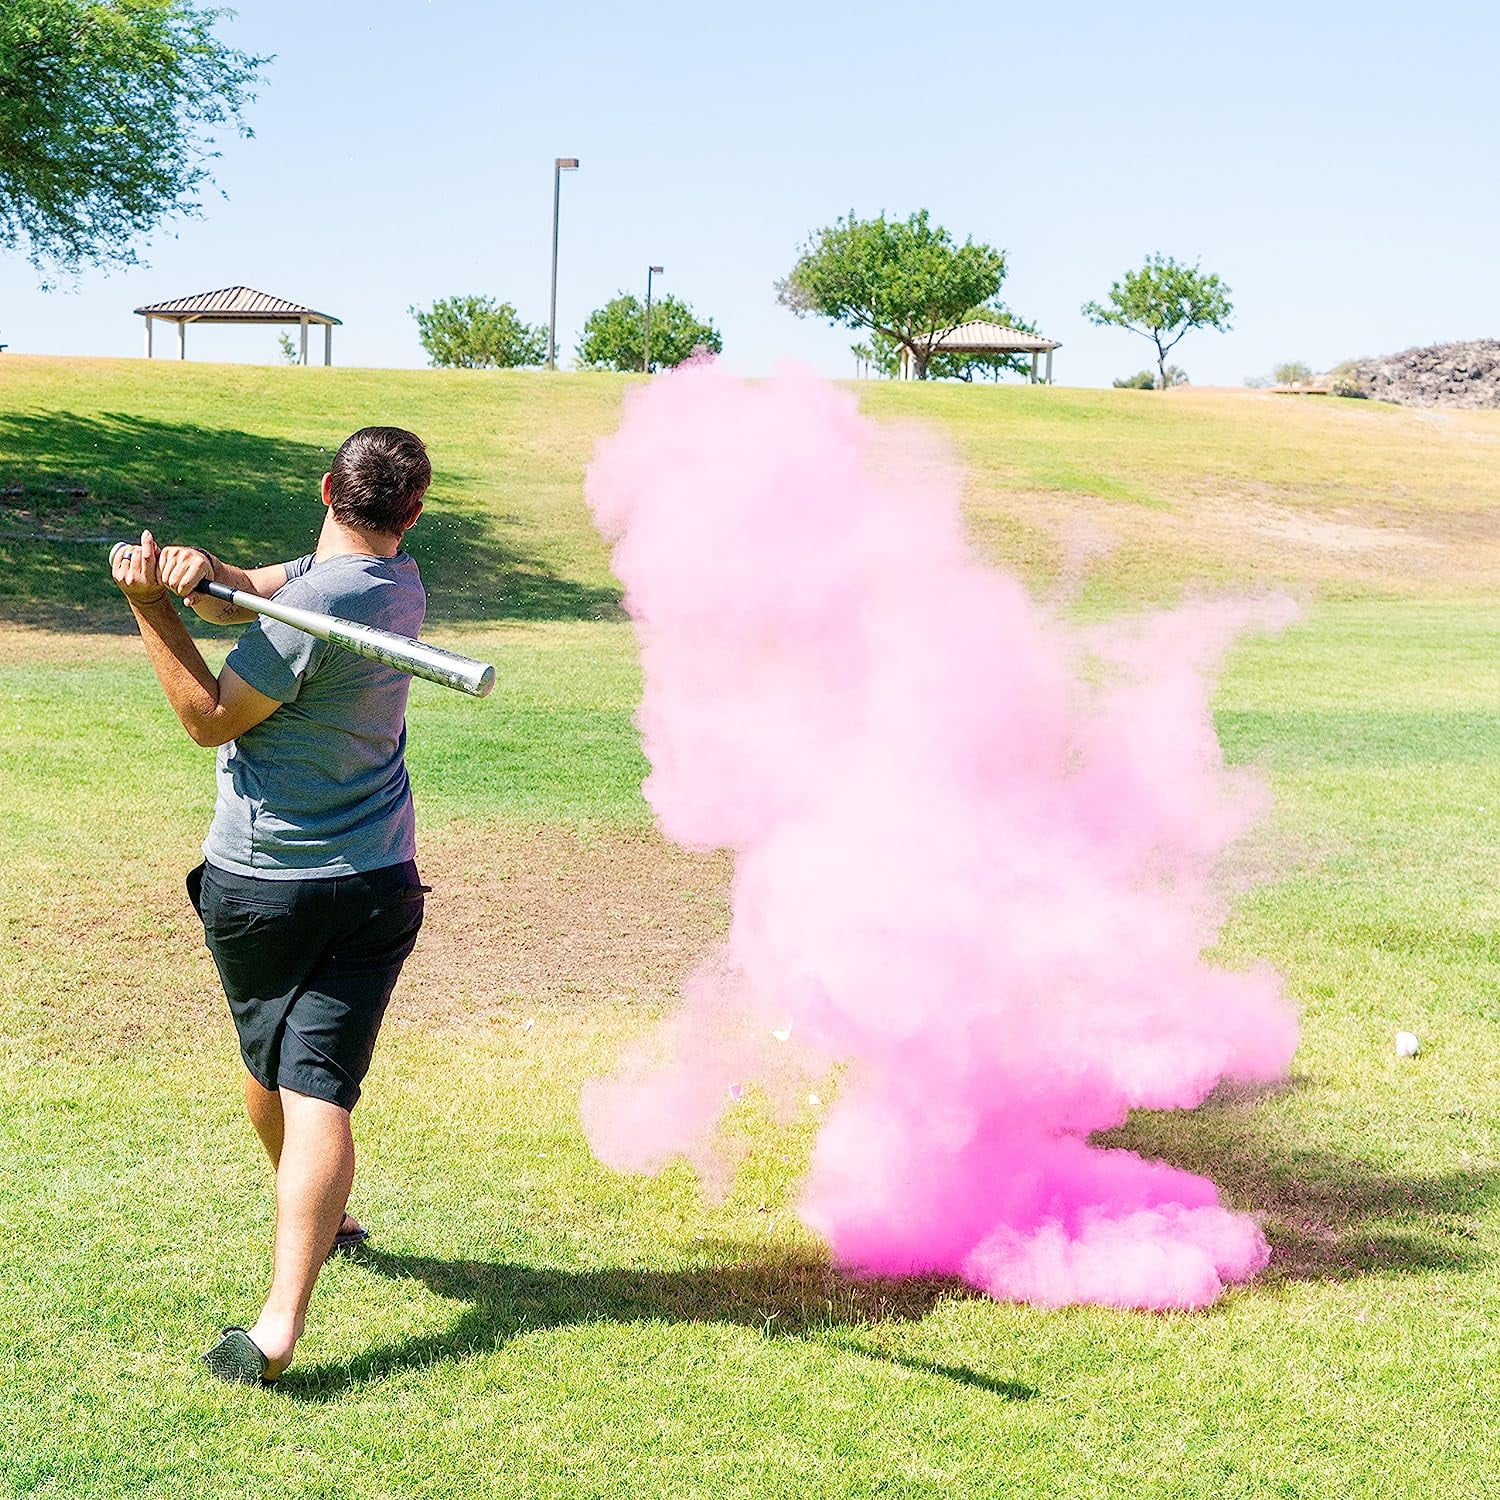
[
  {"xmin": 279, "ymin": 1246, "xmax": 1039, "ymax": 1404},
  {"xmin": 279, "ymin": 1093, "xmax": 1494, "ymax": 1402}
]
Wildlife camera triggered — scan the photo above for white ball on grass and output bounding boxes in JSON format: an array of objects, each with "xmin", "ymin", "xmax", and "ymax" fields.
[{"xmin": 1395, "ymin": 1031, "xmax": 1420, "ymax": 1057}]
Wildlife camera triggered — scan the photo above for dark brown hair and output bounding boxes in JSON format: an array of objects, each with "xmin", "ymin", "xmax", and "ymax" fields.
[{"xmin": 329, "ymin": 427, "xmax": 431, "ymax": 535}]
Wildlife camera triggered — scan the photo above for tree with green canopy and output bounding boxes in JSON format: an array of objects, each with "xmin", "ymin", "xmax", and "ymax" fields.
[
  {"xmin": 1082, "ymin": 254, "xmax": 1232, "ymax": 390},
  {"xmin": 409, "ymin": 296, "xmax": 547, "ymax": 369},
  {"xmin": 851, "ymin": 297, "xmax": 1039, "ymax": 382},
  {"xmin": 778, "ymin": 210, "xmax": 1005, "ymax": 380},
  {"xmin": 576, "ymin": 293, "xmax": 722, "ymax": 373},
  {"xmin": 0, "ymin": 0, "xmax": 267, "ymax": 278}
]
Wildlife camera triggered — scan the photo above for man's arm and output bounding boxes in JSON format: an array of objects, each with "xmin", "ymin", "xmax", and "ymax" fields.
[
  {"xmin": 158, "ymin": 544, "xmax": 292, "ymax": 624},
  {"xmin": 114, "ymin": 532, "xmax": 281, "ymax": 747}
]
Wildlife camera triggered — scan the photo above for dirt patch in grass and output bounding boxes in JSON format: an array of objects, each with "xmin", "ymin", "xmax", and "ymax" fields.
[
  {"xmin": 1217, "ymin": 501, "xmax": 1436, "ymax": 555},
  {"xmin": 1183, "ymin": 491, "xmax": 1500, "ymax": 589},
  {"xmin": 400, "ymin": 823, "xmax": 731, "ymax": 1027},
  {"xmin": 2, "ymin": 823, "xmax": 731, "ymax": 1058},
  {"xmin": 971, "ymin": 485, "xmax": 1500, "ymax": 598}
]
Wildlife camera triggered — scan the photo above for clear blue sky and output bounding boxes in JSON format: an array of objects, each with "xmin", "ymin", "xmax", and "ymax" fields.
[{"xmin": 1, "ymin": 0, "xmax": 1493, "ymax": 386}]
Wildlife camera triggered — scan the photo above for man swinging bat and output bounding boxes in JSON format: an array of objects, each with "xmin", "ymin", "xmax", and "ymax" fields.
[{"xmin": 111, "ymin": 426, "xmax": 434, "ymax": 1384}]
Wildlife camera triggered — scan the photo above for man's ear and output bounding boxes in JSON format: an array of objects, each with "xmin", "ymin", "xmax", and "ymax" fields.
[
  {"xmin": 321, "ymin": 472, "xmax": 334, "ymax": 508},
  {"xmin": 405, "ymin": 499, "xmax": 423, "ymax": 531}
]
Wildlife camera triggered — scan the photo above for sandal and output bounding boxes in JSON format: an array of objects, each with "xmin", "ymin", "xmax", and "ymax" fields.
[
  {"xmin": 201, "ymin": 1327, "xmax": 268, "ymax": 1385},
  {"xmin": 331, "ymin": 1217, "xmax": 369, "ymax": 1256}
]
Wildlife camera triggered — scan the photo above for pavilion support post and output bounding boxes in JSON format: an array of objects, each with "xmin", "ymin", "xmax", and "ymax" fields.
[
  {"xmin": 177, "ymin": 320, "xmax": 186, "ymax": 361},
  {"xmin": 299, "ymin": 317, "xmax": 309, "ymax": 366},
  {"xmin": 1030, "ymin": 352, "xmax": 1039, "ymax": 384},
  {"xmin": 1045, "ymin": 350, "xmax": 1054, "ymax": 384},
  {"xmin": 144, "ymin": 317, "xmax": 153, "ymax": 359},
  {"xmin": 324, "ymin": 323, "xmax": 332, "ymax": 366}
]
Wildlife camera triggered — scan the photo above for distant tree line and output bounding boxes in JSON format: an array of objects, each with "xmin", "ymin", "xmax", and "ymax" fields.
[
  {"xmin": 408, "ymin": 293, "xmax": 723, "ymax": 372},
  {"xmin": 780, "ymin": 212, "xmax": 1233, "ymax": 389},
  {"xmin": 0, "ymin": 8, "xmax": 1238, "ymax": 391}
]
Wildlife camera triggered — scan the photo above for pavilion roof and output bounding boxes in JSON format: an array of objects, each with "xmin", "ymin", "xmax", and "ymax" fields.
[
  {"xmin": 931, "ymin": 320, "xmax": 1059, "ymax": 353},
  {"xmin": 133, "ymin": 285, "xmax": 341, "ymax": 324}
]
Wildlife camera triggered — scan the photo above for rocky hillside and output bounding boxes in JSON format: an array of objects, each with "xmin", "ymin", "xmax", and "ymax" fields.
[{"xmin": 1349, "ymin": 340, "xmax": 1500, "ymax": 409}]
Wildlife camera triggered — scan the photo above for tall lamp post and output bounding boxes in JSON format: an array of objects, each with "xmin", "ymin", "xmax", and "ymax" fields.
[
  {"xmin": 643, "ymin": 264, "xmax": 664, "ymax": 373},
  {"xmin": 547, "ymin": 157, "xmax": 580, "ymax": 371}
]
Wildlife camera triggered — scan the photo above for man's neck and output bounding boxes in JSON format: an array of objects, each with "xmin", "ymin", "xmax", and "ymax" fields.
[{"xmin": 314, "ymin": 512, "xmax": 402, "ymax": 561}]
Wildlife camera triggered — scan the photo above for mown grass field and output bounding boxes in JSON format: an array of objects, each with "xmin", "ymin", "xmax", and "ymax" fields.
[{"xmin": 1, "ymin": 356, "xmax": 1497, "ymax": 1498}]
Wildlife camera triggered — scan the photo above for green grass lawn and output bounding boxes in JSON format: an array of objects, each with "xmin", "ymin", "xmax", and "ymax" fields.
[{"xmin": 2, "ymin": 359, "xmax": 1498, "ymax": 1498}]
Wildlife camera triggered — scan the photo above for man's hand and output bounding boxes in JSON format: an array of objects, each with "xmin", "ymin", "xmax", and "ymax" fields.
[
  {"xmin": 112, "ymin": 529, "xmax": 281, "ymax": 747},
  {"xmin": 158, "ymin": 544, "xmax": 216, "ymax": 604},
  {"xmin": 111, "ymin": 531, "xmax": 169, "ymax": 606}
]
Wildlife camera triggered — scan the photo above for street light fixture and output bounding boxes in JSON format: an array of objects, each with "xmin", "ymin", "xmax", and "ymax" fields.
[
  {"xmin": 547, "ymin": 157, "xmax": 580, "ymax": 371},
  {"xmin": 643, "ymin": 265, "xmax": 664, "ymax": 374}
]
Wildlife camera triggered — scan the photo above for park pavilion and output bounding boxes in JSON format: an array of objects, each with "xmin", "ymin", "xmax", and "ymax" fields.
[
  {"xmin": 135, "ymin": 285, "xmax": 341, "ymax": 365},
  {"xmin": 897, "ymin": 320, "xmax": 1061, "ymax": 383}
]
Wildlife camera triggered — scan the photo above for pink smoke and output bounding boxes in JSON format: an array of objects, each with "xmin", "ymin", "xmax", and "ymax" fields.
[{"xmin": 581, "ymin": 363, "xmax": 1298, "ymax": 1311}]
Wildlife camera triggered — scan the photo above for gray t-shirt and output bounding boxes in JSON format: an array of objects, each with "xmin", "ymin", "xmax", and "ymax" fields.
[{"xmin": 203, "ymin": 551, "xmax": 426, "ymax": 879}]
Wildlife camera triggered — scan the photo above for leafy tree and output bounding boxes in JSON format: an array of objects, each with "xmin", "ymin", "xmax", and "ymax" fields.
[
  {"xmin": 576, "ymin": 293, "xmax": 722, "ymax": 373},
  {"xmin": 1273, "ymin": 359, "xmax": 1312, "ymax": 385},
  {"xmin": 0, "ymin": 0, "xmax": 267, "ymax": 278},
  {"xmin": 1082, "ymin": 254, "xmax": 1232, "ymax": 391},
  {"xmin": 276, "ymin": 331, "xmax": 297, "ymax": 365},
  {"xmin": 852, "ymin": 297, "xmax": 1039, "ymax": 383},
  {"xmin": 409, "ymin": 295, "xmax": 547, "ymax": 369},
  {"xmin": 778, "ymin": 210, "xmax": 1004, "ymax": 380},
  {"xmin": 1113, "ymin": 370, "xmax": 1156, "ymax": 390}
]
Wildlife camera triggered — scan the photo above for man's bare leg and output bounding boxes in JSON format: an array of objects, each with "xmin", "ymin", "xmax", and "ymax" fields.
[
  {"xmin": 245, "ymin": 1073, "xmax": 284, "ymax": 1165},
  {"xmin": 245, "ymin": 1070, "xmax": 361, "ymax": 1240},
  {"xmin": 245, "ymin": 1088, "xmax": 355, "ymax": 1379}
]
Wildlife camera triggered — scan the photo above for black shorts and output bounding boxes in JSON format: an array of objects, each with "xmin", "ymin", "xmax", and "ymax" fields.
[{"xmin": 187, "ymin": 859, "xmax": 426, "ymax": 1111}]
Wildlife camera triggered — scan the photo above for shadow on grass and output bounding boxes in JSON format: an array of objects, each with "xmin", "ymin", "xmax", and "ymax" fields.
[
  {"xmin": 0, "ymin": 410, "xmax": 620, "ymax": 631},
  {"xmin": 276, "ymin": 1100, "xmax": 1493, "ymax": 1400},
  {"xmin": 281, "ymin": 1248, "xmax": 1037, "ymax": 1404},
  {"xmin": 1101, "ymin": 1088, "xmax": 1496, "ymax": 1283}
]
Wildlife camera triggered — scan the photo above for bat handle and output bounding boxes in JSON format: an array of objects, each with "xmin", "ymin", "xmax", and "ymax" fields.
[{"xmin": 109, "ymin": 543, "xmax": 236, "ymax": 603}]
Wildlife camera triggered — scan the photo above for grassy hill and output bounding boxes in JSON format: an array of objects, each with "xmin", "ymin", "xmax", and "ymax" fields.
[
  {"xmin": 2, "ymin": 358, "xmax": 1498, "ymax": 1499},
  {"xmin": 0, "ymin": 357, "xmax": 626, "ymax": 630},
  {"xmin": 3, "ymin": 355, "xmax": 1499, "ymax": 632}
]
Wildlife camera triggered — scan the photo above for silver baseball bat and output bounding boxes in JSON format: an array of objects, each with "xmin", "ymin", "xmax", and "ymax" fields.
[{"xmin": 110, "ymin": 543, "xmax": 495, "ymax": 698}]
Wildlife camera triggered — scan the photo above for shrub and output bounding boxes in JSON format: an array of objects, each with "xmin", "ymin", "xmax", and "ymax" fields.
[
  {"xmin": 1328, "ymin": 360, "xmax": 1368, "ymax": 399},
  {"xmin": 1113, "ymin": 370, "xmax": 1156, "ymax": 389},
  {"xmin": 576, "ymin": 293, "xmax": 722, "ymax": 373},
  {"xmin": 409, "ymin": 296, "xmax": 546, "ymax": 369}
]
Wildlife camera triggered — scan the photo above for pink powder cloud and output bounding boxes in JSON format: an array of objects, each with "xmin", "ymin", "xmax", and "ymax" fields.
[{"xmin": 581, "ymin": 363, "xmax": 1298, "ymax": 1310}]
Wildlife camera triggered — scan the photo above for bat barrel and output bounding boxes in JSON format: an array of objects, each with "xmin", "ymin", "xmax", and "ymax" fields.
[
  {"xmin": 109, "ymin": 544, "xmax": 496, "ymax": 698},
  {"xmin": 322, "ymin": 615, "xmax": 497, "ymax": 697}
]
